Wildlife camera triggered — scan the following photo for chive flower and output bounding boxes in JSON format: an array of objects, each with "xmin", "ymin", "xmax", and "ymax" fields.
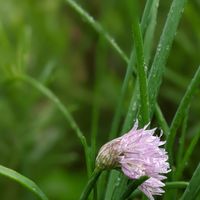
[{"xmin": 96, "ymin": 121, "xmax": 170, "ymax": 200}]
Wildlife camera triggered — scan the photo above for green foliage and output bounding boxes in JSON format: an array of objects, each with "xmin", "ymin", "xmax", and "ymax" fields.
[
  {"xmin": 0, "ymin": 0, "xmax": 200, "ymax": 200},
  {"xmin": 0, "ymin": 165, "xmax": 48, "ymax": 200},
  {"xmin": 180, "ymin": 163, "xmax": 200, "ymax": 200}
]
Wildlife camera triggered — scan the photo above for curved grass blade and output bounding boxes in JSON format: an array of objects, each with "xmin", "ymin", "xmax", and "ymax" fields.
[
  {"xmin": 80, "ymin": 169, "xmax": 102, "ymax": 200},
  {"xmin": 180, "ymin": 163, "xmax": 200, "ymax": 200},
  {"xmin": 155, "ymin": 103, "xmax": 170, "ymax": 136},
  {"xmin": 65, "ymin": 0, "xmax": 128, "ymax": 64},
  {"xmin": 119, "ymin": 176, "xmax": 148, "ymax": 200},
  {"xmin": 167, "ymin": 66, "xmax": 200, "ymax": 165},
  {"xmin": 109, "ymin": 0, "xmax": 159, "ymax": 139},
  {"xmin": 11, "ymin": 74, "xmax": 91, "ymax": 176},
  {"xmin": 165, "ymin": 181, "xmax": 189, "ymax": 189},
  {"xmin": 176, "ymin": 105, "xmax": 190, "ymax": 165},
  {"xmin": 132, "ymin": 1, "xmax": 149, "ymax": 125},
  {"xmin": 174, "ymin": 129, "xmax": 200, "ymax": 180},
  {"xmin": 143, "ymin": 0, "xmax": 159, "ymax": 64},
  {"xmin": 147, "ymin": 0, "xmax": 188, "ymax": 116},
  {"xmin": 106, "ymin": 0, "xmax": 161, "ymax": 199},
  {"xmin": 0, "ymin": 165, "xmax": 48, "ymax": 200}
]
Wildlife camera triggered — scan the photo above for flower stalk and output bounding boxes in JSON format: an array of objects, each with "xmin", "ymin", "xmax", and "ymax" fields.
[
  {"xmin": 79, "ymin": 168, "xmax": 102, "ymax": 200},
  {"xmin": 120, "ymin": 176, "xmax": 149, "ymax": 200}
]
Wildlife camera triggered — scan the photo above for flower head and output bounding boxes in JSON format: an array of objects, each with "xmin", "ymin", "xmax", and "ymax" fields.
[{"xmin": 96, "ymin": 121, "xmax": 170, "ymax": 200}]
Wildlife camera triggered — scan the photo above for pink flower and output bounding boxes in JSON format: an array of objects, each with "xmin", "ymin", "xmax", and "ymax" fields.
[{"xmin": 96, "ymin": 121, "xmax": 170, "ymax": 200}]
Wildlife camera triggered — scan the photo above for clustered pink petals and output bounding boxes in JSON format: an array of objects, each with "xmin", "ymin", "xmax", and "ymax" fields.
[{"xmin": 96, "ymin": 121, "xmax": 170, "ymax": 200}]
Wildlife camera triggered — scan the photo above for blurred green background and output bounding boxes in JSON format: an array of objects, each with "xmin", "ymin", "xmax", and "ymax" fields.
[{"xmin": 0, "ymin": 0, "xmax": 200, "ymax": 199}]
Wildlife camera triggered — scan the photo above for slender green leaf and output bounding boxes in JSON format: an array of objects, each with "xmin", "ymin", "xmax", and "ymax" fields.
[
  {"xmin": 120, "ymin": 176, "xmax": 148, "ymax": 200},
  {"xmin": 80, "ymin": 169, "xmax": 102, "ymax": 200},
  {"xmin": 165, "ymin": 68, "xmax": 189, "ymax": 89},
  {"xmin": 0, "ymin": 165, "xmax": 48, "ymax": 200},
  {"xmin": 65, "ymin": 0, "xmax": 128, "ymax": 63},
  {"xmin": 148, "ymin": 0, "xmax": 188, "ymax": 116},
  {"xmin": 108, "ymin": 55, "xmax": 134, "ymax": 139},
  {"xmin": 109, "ymin": 0, "xmax": 159, "ymax": 139},
  {"xmin": 121, "ymin": 0, "xmax": 161, "ymax": 131},
  {"xmin": 90, "ymin": 37, "xmax": 107, "ymax": 171},
  {"xmin": 180, "ymin": 163, "xmax": 200, "ymax": 200},
  {"xmin": 109, "ymin": 0, "xmax": 159, "ymax": 138},
  {"xmin": 174, "ymin": 129, "xmax": 200, "ymax": 180},
  {"xmin": 165, "ymin": 181, "xmax": 189, "ymax": 190},
  {"xmin": 167, "ymin": 66, "xmax": 200, "ymax": 165},
  {"xmin": 11, "ymin": 74, "xmax": 91, "ymax": 176},
  {"xmin": 106, "ymin": 0, "xmax": 160, "ymax": 199},
  {"xmin": 155, "ymin": 103, "xmax": 170, "ymax": 136},
  {"xmin": 143, "ymin": 0, "xmax": 159, "ymax": 64},
  {"xmin": 177, "ymin": 106, "xmax": 190, "ymax": 165},
  {"xmin": 132, "ymin": 1, "xmax": 149, "ymax": 125}
]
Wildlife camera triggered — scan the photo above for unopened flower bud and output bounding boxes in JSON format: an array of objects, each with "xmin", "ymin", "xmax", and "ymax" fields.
[{"xmin": 96, "ymin": 137, "xmax": 122, "ymax": 170}]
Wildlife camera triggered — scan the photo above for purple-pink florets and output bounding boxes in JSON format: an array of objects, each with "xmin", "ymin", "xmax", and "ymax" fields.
[{"xmin": 96, "ymin": 121, "xmax": 170, "ymax": 200}]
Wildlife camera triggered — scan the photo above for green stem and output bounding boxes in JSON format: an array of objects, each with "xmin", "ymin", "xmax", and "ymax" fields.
[
  {"xmin": 65, "ymin": 0, "xmax": 128, "ymax": 64},
  {"xmin": 165, "ymin": 181, "xmax": 189, "ymax": 189},
  {"xmin": 80, "ymin": 169, "xmax": 102, "ymax": 200},
  {"xmin": 0, "ymin": 165, "xmax": 48, "ymax": 200},
  {"xmin": 174, "ymin": 129, "xmax": 200, "ymax": 180},
  {"xmin": 132, "ymin": 2, "xmax": 149, "ymax": 125},
  {"xmin": 155, "ymin": 103, "xmax": 170, "ymax": 136},
  {"xmin": 176, "ymin": 106, "xmax": 190, "ymax": 166},
  {"xmin": 120, "ymin": 176, "xmax": 148, "ymax": 200},
  {"xmin": 109, "ymin": 52, "xmax": 135, "ymax": 139},
  {"xmin": 167, "ymin": 66, "xmax": 200, "ymax": 166},
  {"xmin": 11, "ymin": 74, "xmax": 91, "ymax": 176},
  {"xmin": 147, "ymin": 0, "xmax": 188, "ymax": 117}
]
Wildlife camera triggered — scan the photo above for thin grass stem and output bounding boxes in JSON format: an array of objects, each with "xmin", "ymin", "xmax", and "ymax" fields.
[
  {"xmin": 12, "ymin": 74, "xmax": 91, "ymax": 176},
  {"xmin": 167, "ymin": 66, "xmax": 200, "ymax": 166},
  {"xmin": 132, "ymin": 2, "xmax": 150, "ymax": 125},
  {"xmin": 174, "ymin": 129, "xmax": 200, "ymax": 180},
  {"xmin": 155, "ymin": 104, "xmax": 170, "ymax": 136},
  {"xmin": 65, "ymin": 0, "xmax": 128, "ymax": 64},
  {"xmin": 176, "ymin": 106, "xmax": 190, "ymax": 165},
  {"xmin": 80, "ymin": 169, "xmax": 102, "ymax": 200},
  {"xmin": 147, "ymin": 0, "xmax": 188, "ymax": 117}
]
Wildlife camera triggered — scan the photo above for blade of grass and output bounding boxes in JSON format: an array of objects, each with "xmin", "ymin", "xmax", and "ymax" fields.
[
  {"xmin": 176, "ymin": 105, "xmax": 190, "ymax": 165},
  {"xmin": 106, "ymin": 0, "xmax": 161, "ymax": 199},
  {"xmin": 166, "ymin": 66, "xmax": 200, "ymax": 166},
  {"xmin": 109, "ymin": 0, "xmax": 160, "ymax": 139},
  {"xmin": 10, "ymin": 74, "xmax": 91, "ymax": 176},
  {"xmin": 165, "ymin": 68, "xmax": 189, "ymax": 89},
  {"xmin": 165, "ymin": 181, "xmax": 189, "ymax": 189},
  {"xmin": 108, "ymin": 0, "xmax": 188, "ymax": 198},
  {"xmin": 121, "ymin": 82, "xmax": 139, "ymax": 133},
  {"xmin": 180, "ymin": 163, "xmax": 200, "ymax": 200},
  {"xmin": 147, "ymin": 0, "xmax": 188, "ymax": 117},
  {"xmin": 132, "ymin": 1, "xmax": 149, "ymax": 125},
  {"xmin": 105, "ymin": 0, "xmax": 159, "ymax": 199},
  {"xmin": 90, "ymin": 37, "xmax": 107, "ymax": 171},
  {"xmin": 121, "ymin": 0, "xmax": 160, "ymax": 132},
  {"xmin": 108, "ymin": 54, "xmax": 135, "ymax": 139},
  {"xmin": 0, "ymin": 165, "xmax": 48, "ymax": 200},
  {"xmin": 65, "ymin": 0, "xmax": 128, "ymax": 64},
  {"xmin": 119, "ymin": 176, "xmax": 149, "ymax": 200},
  {"xmin": 143, "ymin": 0, "xmax": 159, "ymax": 64},
  {"xmin": 155, "ymin": 103, "xmax": 170, "ymax": 136},
  {"xmin": 174, "ymin": 129, "xmax": 200, "ymax": 180},
  {"xmin": 80, "ymin": 169, "xmax": 102, "ymax": 200}
]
